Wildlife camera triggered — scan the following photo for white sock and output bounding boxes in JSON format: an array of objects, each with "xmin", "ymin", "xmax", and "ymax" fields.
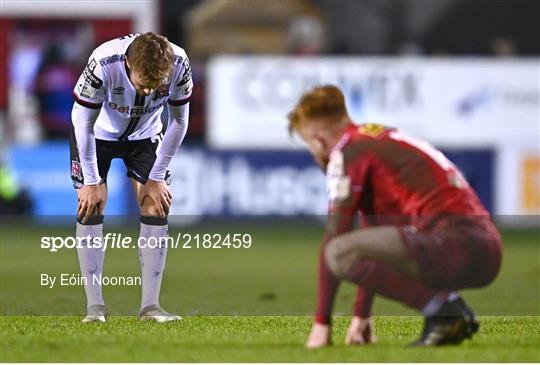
[
  {"xmin": 139, "ymin": 216, "xmax": 169, "ymax": 309},
  {"xmin": 447, "ymin": 291, "xmax": 459, "ymax": 302},
  {"xmin": 422, "ymin": 292, "xmax": 453, "ymax": 317},
  {"xmin": 76, "ymin": 216, "xmax": 105, "ymax": 307}
]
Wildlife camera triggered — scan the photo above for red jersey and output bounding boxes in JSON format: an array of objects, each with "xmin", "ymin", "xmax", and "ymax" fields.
[
  {"xmin": 328, "ymin": 123, "xmax": 487, "ymax": 220},
  {"xmin": 316, "ymin": 123, "xmax": 489, "ymax": 324}
]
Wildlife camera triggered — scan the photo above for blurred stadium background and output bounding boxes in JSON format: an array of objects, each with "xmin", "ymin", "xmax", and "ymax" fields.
[
  {"xmin": 0, "ymin": 0, "xmax": 538, "ymax": 223},
  {"xmin": 0, "ymin": 4, "xmax": 539, "ymax": 360}
]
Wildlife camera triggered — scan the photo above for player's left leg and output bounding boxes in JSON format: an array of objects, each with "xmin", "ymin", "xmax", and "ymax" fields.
[
  {"xmin": 325, "ymin": 220, "xmax": 501, "ymax": 290},
  {"xmin": 324, "ymin": 226, "xmax": 474, "ymax": 346},
  {"xmin": 121, "ymin": 134, "xmax": 180, "ymax": 322},
  {"xmin": 325, "ymin": 218, "xmax": 501, "ymax": 346},
  {"xmin": 130, "ymin": 178, "xmax": 180, "ymax": 323},
  {"xmin": 324, "ymin": 225, "xmax": 420, "ymax": 280}
]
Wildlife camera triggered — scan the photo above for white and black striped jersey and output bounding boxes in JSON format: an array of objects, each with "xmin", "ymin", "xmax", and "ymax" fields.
[{"xmin": 73, "ymin": 33, "xmax": 193, "ymax": 141}]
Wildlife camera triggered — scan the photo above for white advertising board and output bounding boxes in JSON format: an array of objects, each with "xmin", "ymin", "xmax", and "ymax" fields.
[{"xmin": 208, "ymin": 57, "xmax": 539, "ymax": 149}]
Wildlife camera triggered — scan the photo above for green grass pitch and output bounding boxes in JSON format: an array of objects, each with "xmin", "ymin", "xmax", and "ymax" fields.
[{"xmin": 1, "ymin": 222, "xmax": 539, "ymax": 362}]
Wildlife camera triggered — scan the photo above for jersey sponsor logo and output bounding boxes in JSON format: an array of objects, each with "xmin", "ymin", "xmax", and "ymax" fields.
[
  {"xmin": 83, "ymin": 58, "xmax": 103, "ymax": 89},
  {"xmin": 359, "ymin": 123, "xmax": 386, "ymax": 137},
  {"xmin": 326, "ymin": 150, "xmax": 351, "ymax": 201},
  {"xmin": 108, "ymin": 100, "xmax": 166, "ymax": 116},
  {"xmin": 174, "ymin": 59, "xmax": 193, "ymax": 97},
  {"xmin": 71, "ymin": 160, "xmax": 83, "ymax": 180},
  {"xmin": 113, "ymin": 86, "xmax": 125, "ymax": 95},
  {"xmin": 178, "ymin": 79, "xmax": 193, "ymax": 96},
  {"xmin": 176, "ymin": 60, "xmax": 193, "ymax": 95},
  {"xmin": 99, "ymin": 54, "xmax": 125, "ymax": 67},
  {"xmin": 177, "ymin": 60, "xmax": 192, "ymax": 87}
]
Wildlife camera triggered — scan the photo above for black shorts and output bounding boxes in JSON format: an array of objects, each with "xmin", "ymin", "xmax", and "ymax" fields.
[{"xmin": 69, "ymin": 127, "xmax": 171, "ymax": 189}]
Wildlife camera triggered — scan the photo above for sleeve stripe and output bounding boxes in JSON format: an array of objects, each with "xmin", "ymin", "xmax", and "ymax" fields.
[
  {"xmin": 167, "ymin": 96, "xmax": 191, "ymax": 106},
  {"xmin": 73, "ymin": 92, "xmax": 102, "ymax": 109}
]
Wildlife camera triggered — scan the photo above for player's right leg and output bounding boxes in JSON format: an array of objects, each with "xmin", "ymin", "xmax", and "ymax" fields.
[
  {"xmin": 70, "ymin": 128, "xmax": 114, "ymax": 323},
  {"xmin": 76, "ymin": 185, "xmax": 108, "ymax": 323}
]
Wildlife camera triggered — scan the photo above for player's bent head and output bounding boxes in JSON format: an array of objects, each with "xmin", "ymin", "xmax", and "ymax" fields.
[
  {"xmin": 288, "ymin": 84, "xmax": 349, "ymax": 137},
  {"xmin": 288, "ymin": 85, "xmax": 350, "ymax": 166},
  {"xmin": 126, "ymin": 32, "xmax": 175, "ymax": 92}
]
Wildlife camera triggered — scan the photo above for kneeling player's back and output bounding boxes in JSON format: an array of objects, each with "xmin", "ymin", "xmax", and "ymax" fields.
[{"xmin": 340, "ymin": 123, "xmax": 488, "ymax": 217}]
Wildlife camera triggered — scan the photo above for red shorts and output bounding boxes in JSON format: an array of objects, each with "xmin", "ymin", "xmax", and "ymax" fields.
[{"xmin": 399, "ymin": 216, "xmax": 502, "ymax": 290}]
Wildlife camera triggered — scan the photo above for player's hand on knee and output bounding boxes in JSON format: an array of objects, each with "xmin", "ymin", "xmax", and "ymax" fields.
[
  {"xmin": 139, "ymin": 179, "xmax": 172, "ymax": 218},
  {"xmin": 306, "ymin": 322, "xmax": 331, "ymax": 349},
  {"xmin": 77, "ymin": 184, "xmax": 105, "ymax": 223},
  {"xmin": 345, "ymin": 316, "xmax": 376, "ymax": 345}
]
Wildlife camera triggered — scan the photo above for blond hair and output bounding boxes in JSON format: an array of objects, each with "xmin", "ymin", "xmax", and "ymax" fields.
[
  {"xmin": 288, "ymin": 85, "xmax": 348, "ymax": 134},
  {"xmin": 127, "ymin": 32, "xmax": 175, "ymax": 87}
]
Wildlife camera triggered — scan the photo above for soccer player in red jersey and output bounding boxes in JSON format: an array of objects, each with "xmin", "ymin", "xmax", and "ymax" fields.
[{"xmin": 288, "ymin": 85, "xmax": 502, "ymax": 347}]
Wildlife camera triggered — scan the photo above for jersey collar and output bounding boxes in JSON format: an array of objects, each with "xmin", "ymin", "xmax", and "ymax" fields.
[{"xmin": 331, "ymin": 122, "xmax": 356, "ymax": 154}]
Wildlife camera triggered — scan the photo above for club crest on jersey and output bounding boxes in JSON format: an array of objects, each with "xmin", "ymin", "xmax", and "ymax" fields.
[
  {"xmin": 71, "ymin": 160, "xmax": 82, "ymax": 179},
  {"xmin": 359, "ymin": 123, "xmax": 385, "ymax": 137},
  {"xmin": 153, "ymin": 84, "xmax": 170, "ymax": 100}
]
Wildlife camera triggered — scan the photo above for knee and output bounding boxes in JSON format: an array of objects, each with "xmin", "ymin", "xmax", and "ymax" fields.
[
  {"xmin": 139, "ymin": 198, "xmax": 165, "ymax": 217},
  {"xmin": 324, "ymin": 236, "xmax": 359, "ymax": 280},
  {"xmin": 324, "ymin": 242, "xmax": 343, "ymax": 278}
]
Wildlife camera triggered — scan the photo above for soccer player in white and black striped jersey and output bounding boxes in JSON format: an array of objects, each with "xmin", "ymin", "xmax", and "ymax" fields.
[{"xmin": 70, "ymin": 33, "xmax": 192, "ymax": 323}]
